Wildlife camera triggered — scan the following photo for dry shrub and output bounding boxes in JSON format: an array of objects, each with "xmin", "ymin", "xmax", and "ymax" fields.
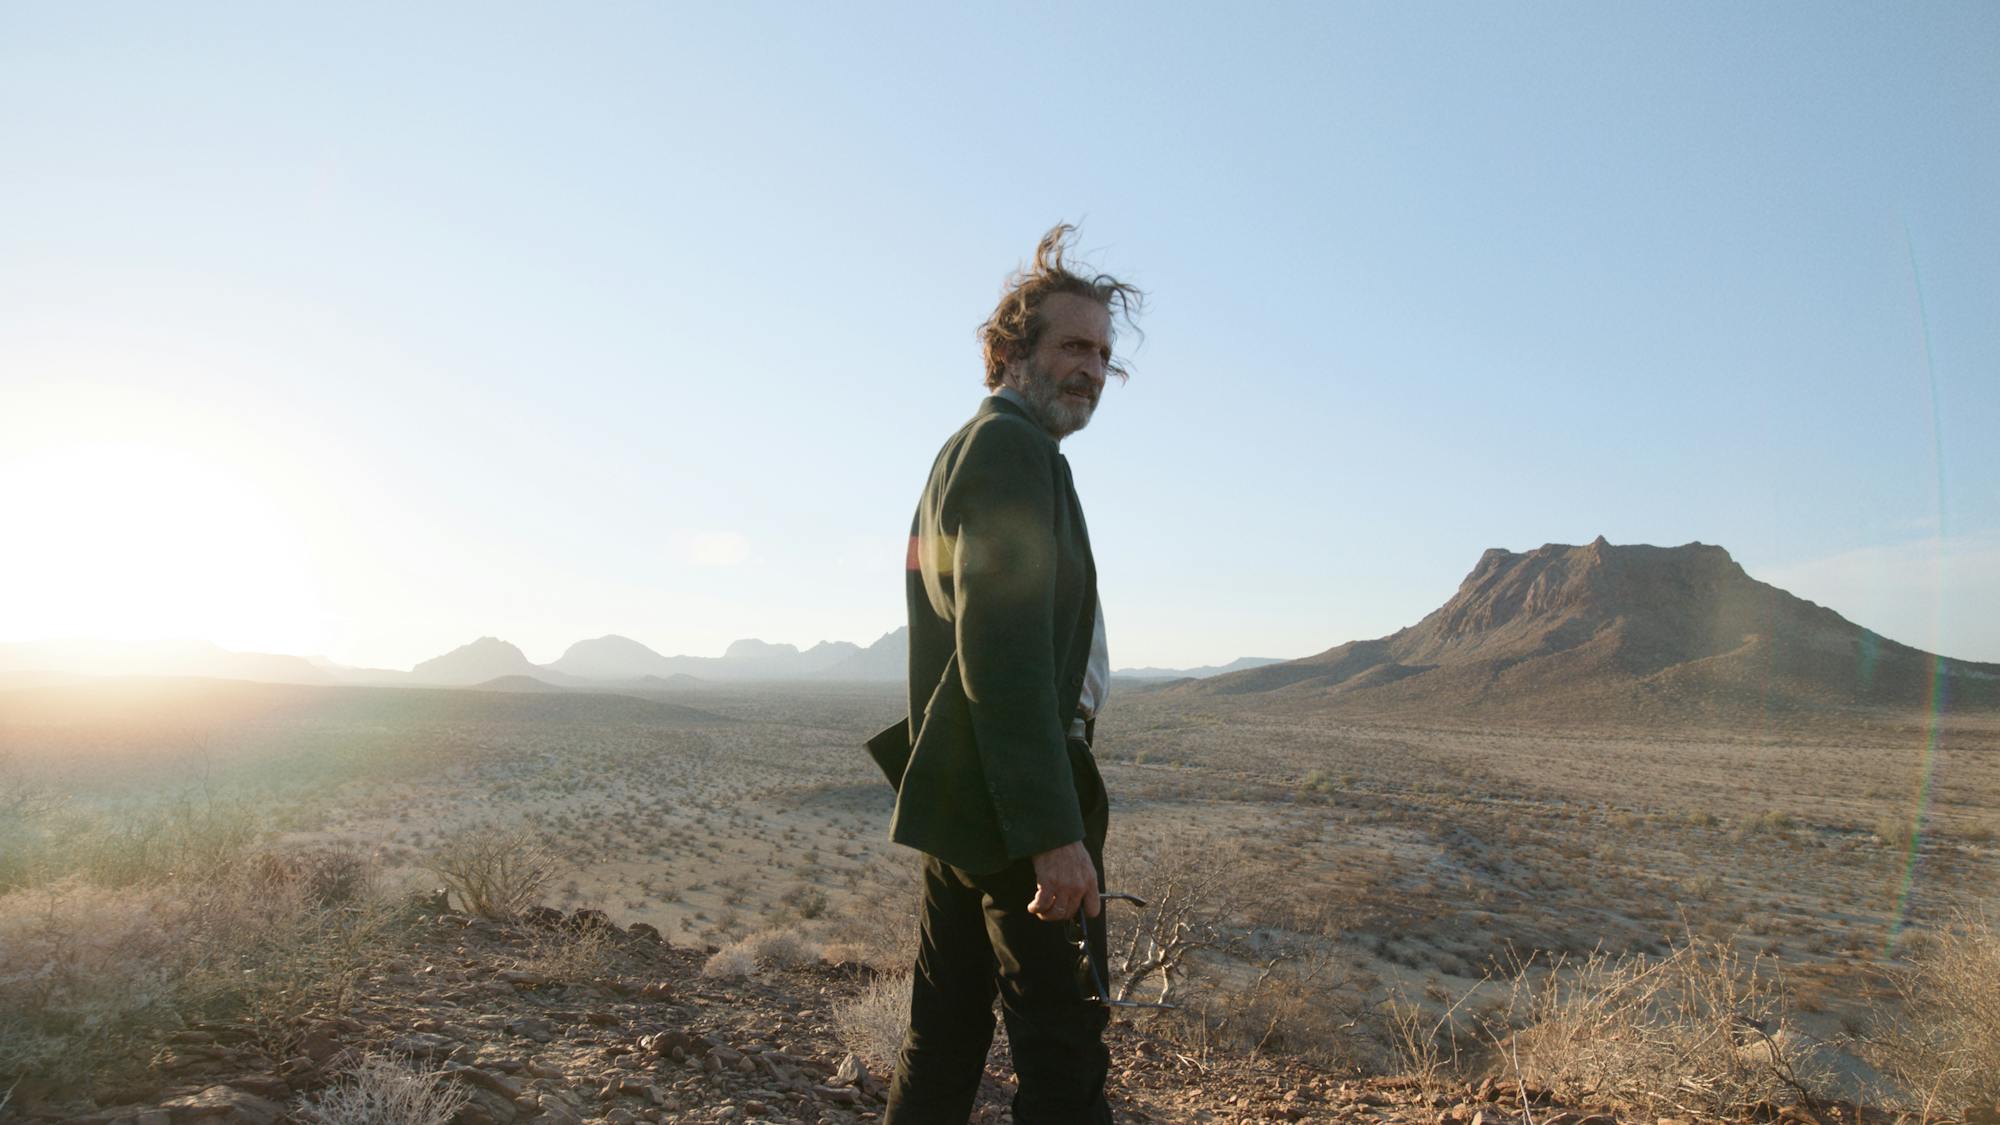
[
  {"xmin": 295, "ymin": 1051, "xmax": 470, "ymax": 1125},
  {"xmin": 701, "ymin": 944, "xmax": 756, "ymax": 980},
  {"xmin": 1154, "ymin": 945, "xmax": 1377, "ymax": 1070},
  {"xmin": 1385, "ymin": 986, "xmax": 1481, "ymax": 1094},
  {"xmin": 779, "ymin": 883, "xmax": 829, "ymax": 920},
  {"xmin": 0, "ymin": 879, "xmax": 185, "ymax": 1085},
  {"xmin": 1865, "ymin": 910, "xmax": 2000, "ymax": 1119},
  {"xmin": 9, "ymin": 792, "xmax": 262, "ymax": 891},
  {"xmin": 249, "ymin": 844, "xmax": 373, "ymax": 908},
  {"xmin": 510, "ymin": 923, "xmax": 612, "ymax": 983},
  {"xmin": 422, "ymin": 825, "xmax": 560, "ymax": 920},
  {"xmin": 0, "ymin": 853, "xmax": 402, "ymax": 1092},
  {"xmin": 85, "ymin": 796, "xmax": 261, "ymax": 888},
  {"xmin": 834, "ymin": 969, "xmax": 910, "ymax": 1072},
  {"xmin": 739, "ymin": 928, "xmax": 820, "ymax": 969},
  {"xmin": 1093, "ymin": 833, "xmax": 1379, "ymax": 1067},
  {"xmin": 1111, "ymin": 833, "xmax": 1263, "ymax": 1007},
  {"xmin": 1496, "ymin": 934, "xmax": 1829, "ymax": 1118},
  {"xmin": 819, "ymin": 940, "xmax": 876, "ymax": 966}
]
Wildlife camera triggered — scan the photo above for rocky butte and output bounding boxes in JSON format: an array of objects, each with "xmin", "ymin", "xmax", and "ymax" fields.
[{"xmin": 1185, "ymin": 538, "xmax": 2000, "ymax": 722}]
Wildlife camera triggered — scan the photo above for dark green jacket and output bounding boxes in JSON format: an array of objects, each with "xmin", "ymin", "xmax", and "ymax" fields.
[{"xmin": 866, "ymin": 395, "xmax": 1099, "ymax": 874}]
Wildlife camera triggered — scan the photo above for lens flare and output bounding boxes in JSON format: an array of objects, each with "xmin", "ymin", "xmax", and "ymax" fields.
[{"xmin": 1886, "ymin": 223, "xmax": 1946, "ymax": 952}]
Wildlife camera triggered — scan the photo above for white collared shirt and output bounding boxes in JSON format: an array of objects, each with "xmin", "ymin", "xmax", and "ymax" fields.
[{"xmin": 1075, "ymin": 600, "xmax": 1108, "ymax": 740}]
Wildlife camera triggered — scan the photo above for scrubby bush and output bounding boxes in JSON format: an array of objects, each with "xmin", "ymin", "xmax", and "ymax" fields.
[
  {"xmin": 1865, "ymin": 911, "xmax": 2000, "ymax": 1119},
  {"xmin": 1739, "ymin": 809, "xmax": 1798, "ymax": 837},
  {"xmin": 511, "ymin": 922, "xmax": 612, "ymax": 983},
  {"xmin": 740, "ymin": 928, "xmax": 820, "ymax": 969},
  {"xmin": 780, "ymin": 882, "xmax": 829, "ymax": 920},
  {"xmin": 0, "ymin": 879, "xmax": 188, "ymax": 1086},
  {"xmin": 1110, "ymin": 834, "xmax": 1265, "ymax": 1007},
  {"xmin": 1385, "ymin": 985, "xmax": 1480, "ymax": 1094},
  {"xmin": 1495, "ymin": 934, "xmax": 1830, "ymax": 1118},
  {"xmin": 700, "ymin": 943, "xmax": 756, "ymax": 980},
  {"xmin": 250, "ymin": 844, "xmax": 373, "ymax": 907},
  {"xmin": 699, "ymin": 928, "xmax": 821, "ymax": 980},
  {"xmin": 818, "ymin": 940, "xmax": 875, "ymax": 966},
  {"xmin": 1873, "ymin": 814, "xmax": 1918, "ymax": 850},
  {"xmin": 1179, "ymin": 946, "xmax": 1377, "ymax": 1068},
  {"xmin": 4, "ymin": 786, "xmax": 261, "ymax": 891},
  {"xmin": 0, "ymin": 860, "xmax": 401, "ymax": 1092},
  {"xmin": 422, "ymin": 824, "xmax": 560, "ymax": 919},
  {"xmin": 1678, "ymin": 871, "xmax": 1724, "ymax": 900},
  {"xmin": 295, "ymin": 1052, "xmax": 470, "ymax": 1125}
]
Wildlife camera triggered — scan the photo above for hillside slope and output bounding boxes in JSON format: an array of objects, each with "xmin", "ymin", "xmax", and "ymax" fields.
[
  {"xmin": 1188, "ymin": 538, "xmax": 2000, "ymax": 721},
  {"xmin": 9, "ymin": 903, "xmax": 1768, "ymax": 1125}
]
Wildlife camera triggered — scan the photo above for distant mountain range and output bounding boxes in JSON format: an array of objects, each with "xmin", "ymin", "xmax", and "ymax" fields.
[
  {"xmin": 40, "ymin": 536, "xmax": 1968, "ymax": 721},
  {"xmin": 0, "ymin": 630, "xmax": 1273, "ymax": 691},
  {"xmin": 1179, "ymin": 538, "xmax": 2000, "ymax": 720},
  {"xmin": 1115, "ymin": 656, "xmax": 1287, "ymax": 681},
  {"xmin": 0, "ymin": 639, "xmax": 333, "ymax": 686}
]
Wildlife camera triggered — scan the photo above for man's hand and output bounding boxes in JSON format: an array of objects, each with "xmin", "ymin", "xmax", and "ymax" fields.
[{"xmin": 1027, "ymin": 840, "xmax": 1100, "ymax": 922}]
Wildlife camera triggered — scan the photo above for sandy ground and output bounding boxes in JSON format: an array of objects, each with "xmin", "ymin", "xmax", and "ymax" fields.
[{"xmin": 7, "ymin": 677, "xmax": 1994, "ymax": 1085}]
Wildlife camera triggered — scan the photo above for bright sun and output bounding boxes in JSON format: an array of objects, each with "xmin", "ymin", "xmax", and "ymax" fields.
[{"xmin": 0, "ymin": 440, "xmax": 328, "ymax": 654}]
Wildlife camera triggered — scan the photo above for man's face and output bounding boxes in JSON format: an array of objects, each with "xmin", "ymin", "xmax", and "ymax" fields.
[{"xmin": 1003, "ymin": 292, "xmax": 1113, "ymax": 441}]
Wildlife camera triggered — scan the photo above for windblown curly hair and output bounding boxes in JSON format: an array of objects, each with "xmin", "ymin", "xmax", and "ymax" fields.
[{"xmin": 978, "ymin": 223, "xmax": 1145, "ymax": 390}]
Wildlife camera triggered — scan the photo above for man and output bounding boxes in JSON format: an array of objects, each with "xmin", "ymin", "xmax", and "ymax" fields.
[{"xmin": 865, "ymin": 224, "xmax": 1142, "ymax": 1124}]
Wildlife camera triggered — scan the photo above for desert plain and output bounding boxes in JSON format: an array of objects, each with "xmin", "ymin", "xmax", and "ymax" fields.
[{"xmin": 4, "ymin": 667, "xmax": 1995, "ymax": 1120}]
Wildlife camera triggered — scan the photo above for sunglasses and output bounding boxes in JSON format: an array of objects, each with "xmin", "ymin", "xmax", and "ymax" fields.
[{"xmin": 1068, "ymin": 891, "xmax": 1178, "ymax": 1010}]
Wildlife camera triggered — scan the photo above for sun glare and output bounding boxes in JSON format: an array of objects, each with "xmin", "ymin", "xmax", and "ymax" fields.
[{"xmin": 0, "ymin": 440, "xmax": 329, "ymax": 655}]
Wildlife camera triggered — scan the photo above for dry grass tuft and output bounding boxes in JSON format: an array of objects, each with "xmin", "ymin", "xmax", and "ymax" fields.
[
  {"xmin": 1385, "ymin": 985, "xmax": 1480, "ymax": 1094},
  {"xmin": 1496, "ymin": 934, "xmax": 1830, "ymax": 1118},
  {"xmin": 1864, "ymin": 910, "xmax": 2000, "ymax": 1119},
  {"xmin": 700, "ymin": 944, "xmax": 757, "ymax": 980},
  {"xmin": 294, "ymin": 1051, "xmax": 470, "ymax": 1125},
  {"xmin": 738, "ymin": 928, "xmax": 820, "ymax": 969},
  {"xmin": 509, "ymin": 923, "xmax": 613, "ymax": 983},
  {"xmin": 0, "ymin": 861, "xmax": 403, "ymax": 1090},
  {"xmin": 834, "ymin": 969, "xmax": 911, "ymax": 1073},
  {"xmin": 818, "ymin": 940, "xmax": 875, "ymax": 966}
]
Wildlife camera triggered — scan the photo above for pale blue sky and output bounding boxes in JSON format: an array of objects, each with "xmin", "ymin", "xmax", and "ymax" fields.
[{"xmin": 2, "ymin": 3, "xmax": 1995, "ymax": 669}]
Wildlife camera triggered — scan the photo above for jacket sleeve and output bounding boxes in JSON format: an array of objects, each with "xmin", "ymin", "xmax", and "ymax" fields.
[{"xmin": 940, "ymin": 418, "xmax": 1086, "ymax": 860}]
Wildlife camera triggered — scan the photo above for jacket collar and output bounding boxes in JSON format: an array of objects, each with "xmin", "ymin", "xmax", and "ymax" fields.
[{"xmin": 979, "ymin": 390, "xmax": 1055, "ymax": 443}]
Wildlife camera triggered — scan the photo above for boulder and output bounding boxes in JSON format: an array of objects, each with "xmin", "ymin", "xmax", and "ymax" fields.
[
  {"xmin": 831, "ymin": 1053, "xmax": 869, "ymax": 1088},
  {"xmin": 159, "ymin": 1086, "xmax": 283, "ymax": 1125}
]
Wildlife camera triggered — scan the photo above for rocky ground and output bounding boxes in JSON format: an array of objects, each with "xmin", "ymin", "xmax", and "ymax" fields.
[{"xmin": 8, "ymin": 906, "xmax": 1897, "ymax": 1125}]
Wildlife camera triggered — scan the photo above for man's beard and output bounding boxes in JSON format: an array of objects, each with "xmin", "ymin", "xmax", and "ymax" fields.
[{"xmin": 1015, "ymin": 359, "xmax": 1098, "ymax": 440}]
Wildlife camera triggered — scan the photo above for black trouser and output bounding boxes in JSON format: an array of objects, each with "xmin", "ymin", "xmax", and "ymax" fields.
[{"xmin": 884, "ymin": 737, "xmax": 1112, "ymax": 1125}]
